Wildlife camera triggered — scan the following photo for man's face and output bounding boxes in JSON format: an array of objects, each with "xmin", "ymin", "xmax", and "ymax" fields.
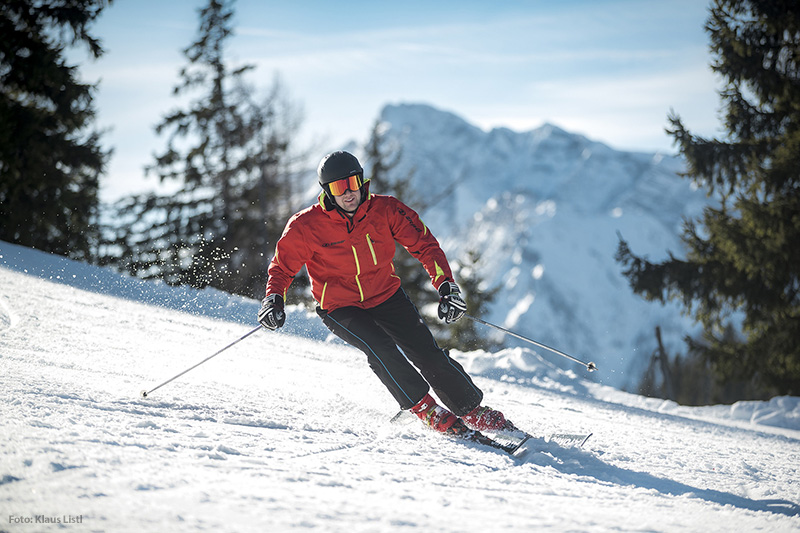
[{"xmin": 333, "ymin": 187, "xmax": 362, "ymax": 213}]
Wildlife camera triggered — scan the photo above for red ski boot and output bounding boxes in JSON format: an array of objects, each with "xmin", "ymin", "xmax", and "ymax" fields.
[
  {"xmin": 410, "ymin": 393, "xmax": 470, "ymax": 436},
  {"xmin": 462, "ymin": 405, "xmax": 513, "ymax": 432}
]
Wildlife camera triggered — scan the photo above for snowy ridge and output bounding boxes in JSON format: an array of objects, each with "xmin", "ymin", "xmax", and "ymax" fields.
[{"xmin": 1, "ymin": 240, "xmax": 799, "ymax": 532}]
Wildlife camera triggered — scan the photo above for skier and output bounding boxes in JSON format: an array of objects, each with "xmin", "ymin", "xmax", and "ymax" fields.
[{"xmin": 258, "ymin": 150, "xmax": 513, "ymax": 437}]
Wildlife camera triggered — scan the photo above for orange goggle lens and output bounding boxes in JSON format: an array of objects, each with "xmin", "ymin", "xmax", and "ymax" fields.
[{"xmin": 327, "ymin": 174, "xmax": 363, "ymax": 196}]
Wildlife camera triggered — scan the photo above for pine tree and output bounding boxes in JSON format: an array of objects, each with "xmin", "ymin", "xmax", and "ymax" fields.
[
  {"xmin": 616, "ymin": 0, "xmax": 800, "ymax": 395},
  {"xmin": 0, "ymin": 0, "xmax": 111, "ymax": 260},
  {"xmin": 102, "ymin": 0, "xmax": 303, "ymax": 298}
]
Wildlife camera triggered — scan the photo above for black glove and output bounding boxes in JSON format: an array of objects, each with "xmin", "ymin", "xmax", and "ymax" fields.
[
  {"xmin": 258, "ymin": 294, "xmax": 286, "ymax": 330},
  {"xmin": 438, "ymin": 281, "xmax": 467, "ymax": 324}
]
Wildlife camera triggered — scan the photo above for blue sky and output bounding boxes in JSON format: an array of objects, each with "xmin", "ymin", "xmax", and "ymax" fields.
[{"xmin": 78, "ymin": 0, "xmax": 721, "ymax": 201}]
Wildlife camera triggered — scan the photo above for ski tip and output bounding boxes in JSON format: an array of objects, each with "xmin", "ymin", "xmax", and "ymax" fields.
[{"xmin": 549, "ymin": 432, "xmax": 593, "ymax": 447}]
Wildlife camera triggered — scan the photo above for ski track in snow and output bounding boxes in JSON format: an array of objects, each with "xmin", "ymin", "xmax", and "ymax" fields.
[{"xmin": 1, "ymin": 240, "xmax": 799, "ymax": 532}]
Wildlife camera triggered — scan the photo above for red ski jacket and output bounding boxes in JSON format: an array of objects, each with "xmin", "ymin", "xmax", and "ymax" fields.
[{"xmin": 266, "ymin": 183, "xmax": 454, "ymax": 311}]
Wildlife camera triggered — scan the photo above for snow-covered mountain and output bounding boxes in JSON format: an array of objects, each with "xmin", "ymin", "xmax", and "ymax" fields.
[
  {"xmin": 1, "ymin": 241, "xmax": 799, "ymax": 532},
  {"xmin": 357, "ymin": 103, "xmax": 713, "ymax": 390}
]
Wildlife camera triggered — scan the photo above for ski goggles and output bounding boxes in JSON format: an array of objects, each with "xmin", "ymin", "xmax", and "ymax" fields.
[{"xmin": 326, "ymin": 173, "xmax": 364, "ymax": 196}]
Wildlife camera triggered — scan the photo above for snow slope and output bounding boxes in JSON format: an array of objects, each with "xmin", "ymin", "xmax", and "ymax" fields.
[{"xmin": 1, "ymin": 240, "xmax": 799, "ymax": 532}]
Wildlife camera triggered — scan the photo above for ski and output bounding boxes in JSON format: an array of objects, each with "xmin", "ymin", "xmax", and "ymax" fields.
[
  {"xmin": 462, "ymin": 429, "xmax": 532, "ymax": 456},
  {"xmin": 390, "ymin": 410, "xmax": 589, "ymax": 457},
  {"xmin": 390, "ymin": 409, "xmax": 526, "ymax": 455},
  {"xmin": 494, "ymin": 420, "xmax": 593, "ymax": 448},
  {"xmin": 476, "ymin": 429, "xmax": 593, "ymax": 460}
]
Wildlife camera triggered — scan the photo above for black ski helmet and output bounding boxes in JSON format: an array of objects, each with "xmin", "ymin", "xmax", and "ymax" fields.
[{"xmin": 317, "ymin": 151, "xmax": 363, "ymax": 189}]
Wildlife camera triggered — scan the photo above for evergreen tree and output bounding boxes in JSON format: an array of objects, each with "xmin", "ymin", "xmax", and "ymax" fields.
[
  {"xmin": 102, "ymin": 0, "xmax": 303, "ymax": 298},
  {"xmin": 236, "ymin": 77, "xmax": 307, "ymax": 299},
  {"xmin": 616, "ymin": 0, "xmax": 800, "ymax": 395},
  {"xmin": 0, "ymin": 0, "xmax": 111, "ymax": 260}
]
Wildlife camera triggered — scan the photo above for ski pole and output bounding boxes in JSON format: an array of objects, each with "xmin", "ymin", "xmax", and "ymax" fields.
[
  {"xmin": 464, "ymin": 314, "xmax": 597, "ymax": 372},
  {"xmin": 141, "ymin": 325, "xmax": 263, "ymax": 398}
]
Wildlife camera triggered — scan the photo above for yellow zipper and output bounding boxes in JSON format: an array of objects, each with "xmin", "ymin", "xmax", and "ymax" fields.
[
  {"xmin": 351, "ymin": 246, "xmax": 364, "ymax": 301},
  {"xmin": 366, "ymin": 234, "xmax": 378, "ymax": 265}
]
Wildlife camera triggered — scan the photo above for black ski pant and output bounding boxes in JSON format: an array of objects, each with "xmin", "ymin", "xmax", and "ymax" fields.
[{"xmin": 317, "ymin": 287, "xmax": 483, "ymax": 416}]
